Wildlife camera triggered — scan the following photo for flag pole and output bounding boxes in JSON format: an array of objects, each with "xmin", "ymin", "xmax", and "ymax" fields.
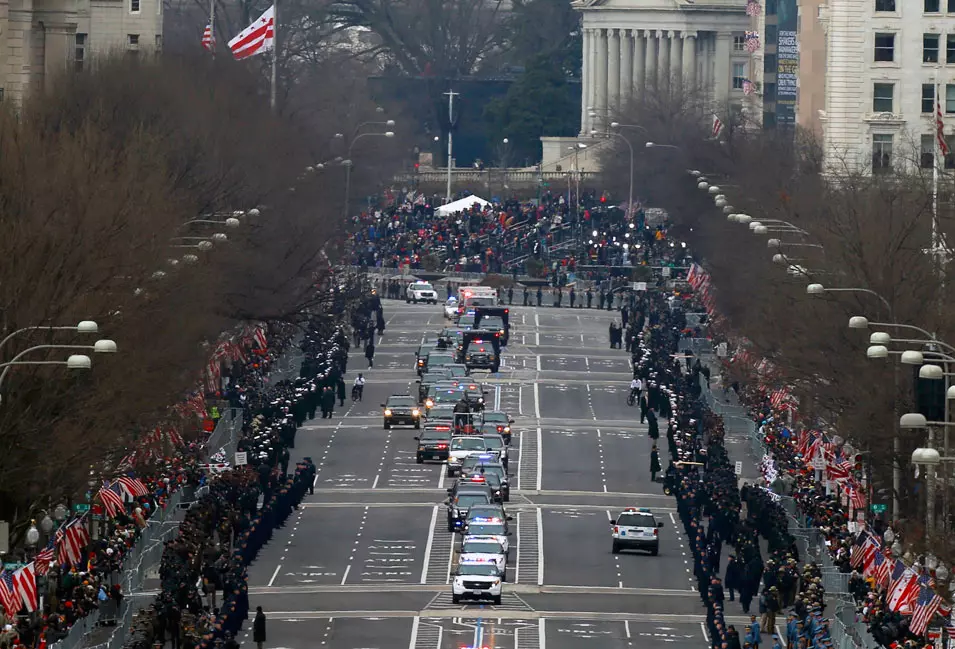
[
  {"xmin": 209, "ymin": 0, "xmax": 215, "ymax": 60},
  {"xmin": 270, "ymin": 0, "xmax": 278, "ymax": 114}
]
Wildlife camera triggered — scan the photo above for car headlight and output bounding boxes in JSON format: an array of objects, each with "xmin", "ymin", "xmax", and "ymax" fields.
[
  {"xmin": 503, "ymin": 426, "xmax": 510, "ymax": 433},
  {"xmin": 384, "ymin": 409, "xmax": 392, "ymax": 416},
  {"xmin": 412, "ymin": 409, "xmax": 420, "ymax": 416},
  {"xmin": 425, "ymin": 399, "xmax": 434, "ymax": 407},
  {"xmin": 478, "ymin": 398, "xmax": 484, "ymax": 403},
  {"xmin": 492, "ymin": 579, "xmax": 500, "ymax": 585},
  {"xmin": 448, "ymin": 457, "xmax": 460, "ymax": 464}
]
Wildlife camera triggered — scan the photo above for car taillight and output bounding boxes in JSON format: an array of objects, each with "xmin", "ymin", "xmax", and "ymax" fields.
[
  {"xmin": 653, "ymin": 529, "xmax": 659, "ymax": 536},
  {"xmin": 614, "ymin": 526, "xmax": 620, "ymax": 534},
  {"xmin": 437, "ymin": 443, "xmax": 448, "ymax": 448}
]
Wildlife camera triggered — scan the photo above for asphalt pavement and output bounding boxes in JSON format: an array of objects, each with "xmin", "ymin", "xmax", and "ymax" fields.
[{"xmin": 239, "ymin": 303, "xmax": 739, "ymax": 649}]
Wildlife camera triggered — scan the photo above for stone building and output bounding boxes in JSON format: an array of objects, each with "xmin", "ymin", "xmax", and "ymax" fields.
[{"xmin": 0, "ymin": 0, "xmax": 163, "ymax": 104}]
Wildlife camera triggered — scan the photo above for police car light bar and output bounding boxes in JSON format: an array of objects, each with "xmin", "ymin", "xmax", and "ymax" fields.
[{"xmin": 470, "ymin": 517, "xmax": 502, "ymax": 523}]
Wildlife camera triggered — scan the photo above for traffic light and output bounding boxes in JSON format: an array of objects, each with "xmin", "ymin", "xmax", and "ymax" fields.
[
  {"xmin": 853, "ymin": 454, "xmax": 864, "ymax": 472},
  {"xmin": 413, "ymin": 163, "xmax": 420, "ymax": 172}
]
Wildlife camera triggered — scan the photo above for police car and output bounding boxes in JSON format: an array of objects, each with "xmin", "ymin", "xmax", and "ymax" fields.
[
  {"xmin": 447, "ymin": 436, "xmax": 490, "ymax": 476},
  {"xmin": 463, "ymin": 515, "xmax": 510, "ymax": 555},
  {"xmin": 610, "ymin": 507, "xmax": 664, "ymax": 555},
  {"xmin": 444, "ymin": 297, "xmax": 459, "ymax": 320},
  {"xmin": 451, "ymin": 558, "xmax": 503, "ymax": 605},
  {"xmin": 459, "ymin": 536, "xmax": 507, "ymax": 579},
  {"xmin": 406, "ymin": 281, "xmax": 438, "ymax": 304}
]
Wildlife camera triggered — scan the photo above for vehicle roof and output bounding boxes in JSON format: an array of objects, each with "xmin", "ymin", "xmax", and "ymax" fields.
[
  {"xmin": 462, "ymin": 535, "xmax": 505, "ymax": 544},
  {"xmin": 387, "ymin": 394, "xmax": 415, "ymax": 401}
]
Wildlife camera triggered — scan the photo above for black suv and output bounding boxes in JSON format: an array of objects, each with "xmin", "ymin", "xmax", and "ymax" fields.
[
  {"xmin": 446, "ymin": 484, "xmax": 493, "ymax": 532},
  {"xmin": 414, "ymin": 429, "xmax": 451, "ymax": 464},
  {"xmin": 382, "ymin": 395, "xmax": 421, "ymax": 429}
]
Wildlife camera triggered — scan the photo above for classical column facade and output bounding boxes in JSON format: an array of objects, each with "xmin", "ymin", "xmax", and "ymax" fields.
[
  {"xmin": 645, "ymin": 30, "xmax": 658, "ymax": 89},
  {"xmin": 607, "ymin": 28, "xmax": 621, "ymax": 113},
  {"xmin": 659, "ymin": 32, "xmax": 670, "ymax": 91},
  {"xmin": 595, "ymin": 28, "xmax": 609, "ymax": 128},
  {"xmin": 714, "ymin": 31, "xmax": 731, "ymax": 102},
  {"xmin": 589, "ymin": 27, "xmax": 599, "ymax": 130},
  {"xmin": 580, "ymin": 28, "xmax": 592, "ymax": 134},
  {"xmin": 682, "ymin": 32, "xmax": 698, "ymax": 90},
  {"xmin": 634, "ymin": 30, "xmax": 646, "ymax": 97},
  {"xmin": 669, "ymin": 31, "xmax": 682, "ymax": 87},
  {"xmin": 621, "ymin": 29, "xmax": 633, "ymax": 107}
]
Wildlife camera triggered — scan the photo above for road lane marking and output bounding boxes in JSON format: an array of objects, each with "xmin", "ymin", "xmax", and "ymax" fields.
[
  {"xmin": 437, "ymin": 463, "xmax": 446, "ymax": 490},
  {"xmin": 596, "ymin": 429, "xmax": 607, "ymax": 493},
  {"xmin": 536, "ymin": 427, "xmax": 543, "ymax": 492},
  {"xmin": 474, "ymin": 618, "xmax": 484, "ymax": 647},
  {"xmin": 534, "ymin": 384, "xmax": 541, "ymax": 419},
  {"xmin": 495, "ymin": 385, "xmax": 502, "ymax": 410},
  {"xmin": 539, "ymin": 618, "xmax": 546, "ymax": 649},
  {"xmin": 518, "ymin": 385, "xmax": 523, "ymax": 415},
  {"xmin": 420, "ymin": 506, "xmax": 438, "ymax": 584},
  {"xmin": 516, "ymin": 511, "xmax": 522, "ymax": 583},
  {"xmin": 340, "ymin": 564, "xmax": 351, "ymax": 585},
  {"xmin": 268, "ymin": 564, "xmax": 281, "ymax": 587},
  {"xmin": 536, "ymin": 507, "xmax": 544, "ymax": 586},
  {"xmin": 445, "ymin": 524, "xmax": 455, "ymax": 584},
  {"xmin": 700, "ymin": 622, "xmax": 709, "ymax": 643},
  {"xmin": 407, "ymin": 616, "xmax": 419, "ymax": 649},
  {"xmin": 624, "ymin": 620, "xmax": 631, "ymax": 639},
  {"xmin": 669, "ymin": 512, "xmax": 677, "ymax": 526},
  {"xmin": 536, "ymin": 355, "xmax": 542, "ymax": 372}
]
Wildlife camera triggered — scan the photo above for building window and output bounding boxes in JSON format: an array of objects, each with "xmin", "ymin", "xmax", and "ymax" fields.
[
  {"xmin": 875, "ymin": 33, "xmax": 895, "ymax": 62},
  {"xmin": 75, "ymin": 33, "xmax": 86, "ymax": 71},
  {"xmin": 128, "ymin": 34, "xmax": 139, "ymax": 47},
  {"xmin": 947, "ymin": 84, "xmax": 955, "ymax": 112},
  {"xmin": 732, "ymin": 62, "xmax": 747, "ymax": 90},
  {"xmin": 766, "ymin": 0, "xmax": 777, "ymax": 14},
  {"xmin": 876, "ymin": 0, "xmax": 896, "ymax": 9},
  {"xmin": 925, "ymin": 34, "xmax": 941, "ymax": 62},
  {"xmin": 950, "ymin": 0, "xmax": 955, "ymax": 11},
  {"xmin": 763, "ymin": 54, "xmax": 777, "ymax": 72},
  {"xmin": 155, "ymin": 34, "xmax": 163, "ymax": 49},
  {"xmin": 872, "ymin": 134, "xmax": 893, "ymax": 174},
  {"xmin": 948, "ymin": 35, "xmax": 955, "ymax": 63},
  {"xmin": 130, "ymin": 0, "xmax": 140, "ymax": 12},
  {"xmin": 922, "ymin": 134, "xmax": 935, "ymax": 168},
  {"xmin": 873, "ymin": 83, "xmax": 894, "ymax": 112},
  {"xmin": 733, "ymin": 36, "xmax": 745, "ymax": 52},
  {"xmin": 924, "ymin": 84, "xmax": 936, "ymax": 112},
  {"xmin": 926, "ymin": 0, "xmax": 941, "ymax": 11}
]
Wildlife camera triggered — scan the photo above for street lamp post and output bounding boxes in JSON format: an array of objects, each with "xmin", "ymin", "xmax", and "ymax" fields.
[
  {"xmin": 343, "ymin": 131, "xmax": 395, "ymax": 218},
  {"xmin": 606, "ymin": 126, "xmax": 635, "ymax": 219},
  {"xmin": 0, "ymin": 321, "xmax": 99, "ymax": 357}
]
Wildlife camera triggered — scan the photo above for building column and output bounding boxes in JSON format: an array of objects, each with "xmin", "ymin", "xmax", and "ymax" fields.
[
  {"xmin": 608, "ymin": 28, "xmax": 621, "ymax": 114},
  {"xmin": 659, "ymin": 31, "xmax": 671, "ymax": 91},
  {"xmin": 596, "ymin": 28, "xmax": 609, "ymax": 129},
  {"xmin": 669, "ymin": 30, "xmax": 683, "ymax": 87},
  {"xmin": 621, "ymin": 29, "xmax": 634, "ymax": 107},
  {"xmin": 588, "ymin": 27, "xmax": 599, "ymax": 130},
  {"xmin": 634, "ymin": 30, "xmax": 646, "ymax": 97},
  {"xmin": 714, "ymin": 31, "xmax": 732, "ymax": 102},
  {"xmin": 645, "ymin": 30, "xmax": 658, "ymax": 89},
  {"xmin": 682, "ymin": 32, "xmax": 698, "ymax": 90},
  {"xmin": 580, "ymin": 28, "xmax": 592, "ymax": 134}
]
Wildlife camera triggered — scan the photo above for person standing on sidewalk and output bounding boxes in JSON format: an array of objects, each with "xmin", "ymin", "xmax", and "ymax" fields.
[
  {"xmin": 253, "ymin": 606, "xmax": 267, "ymax": 649},
  {"xmin": 725, "ymin": 555, "xmax": 742, "ymax": 602},
  {"xmin": 365, "ymin": 340, "xmax": 375, "ymax": 368},
  {"xmin": 744, "ymin": 615, "xmax": 760, "ymax": 649}
]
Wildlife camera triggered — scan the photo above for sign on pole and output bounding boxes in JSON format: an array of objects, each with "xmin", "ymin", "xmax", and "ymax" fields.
[
  {"xmin": 734, "ymin": 461, "xmax": 743, "ymax": 476},
  {"xmin": 235, "ymin": 452, "xmax": 248, "ymax": 466},
  {"xmin": 632, "ymin": 282, "xmax": 648, "ymax": 291}
]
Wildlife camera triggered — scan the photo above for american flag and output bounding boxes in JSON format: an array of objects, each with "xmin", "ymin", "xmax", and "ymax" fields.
[
  {"xmin": 58, "ymin": 518, "xmax": 89, "ymax": 566},
  {"xmin": 711, "ymin": 114, "xmax": 724, "ymax": 139},
  {"xmin": 253, "ymin": 326, "xmax": 268, "ymax": 350},
  {"xmin": 98, "ymin": 482, "xmax": 126, "ymax": 518},
  {"xmin": 201, "ymin": 23, "xmax": 215, "ymax": 51},
  {"xmin": 866, "ymin": 549, "xmax": 885, "ymax": 579},
  {"xmin": 742, "ymin": 79, "xmax": 756, "ymax": 96},
  {"xmin": 0, "ymin": 572, "xmax": 20, "ymax": 617},
  {"xmin": 873, "ymin": 550, "xmax": 891, "ymax": 588},
  {"xmin": 938, "ymin": 84, "xmax": 950, "ymax": 157},
  {"xmin": 846, "ymin": 483, "xmax": 866, "ymax": 510},
  {"xmin": 117, "ymin": 476, "xmax": 150, "ymax": 498},
  {"xmin": 744, "ymin": 31, "xmax": 761, "ymax": 53},
  {"xmin": 850, "ymin": 531, "xmax": 878, "ymax": 569},
  {"xmin": 745, "ymin": 0, "xmax": 762, "ymax": 16},
  {"xmin": 12, "ymin": 563, "xmax": 37, "ymax": 612},
  {"xmin": 34, "ymin": 537, "xmax": 55, "ymax": 576},
  {"xmin": 911, "ymin": 582, "xmax": 944, "ymax": 636}
]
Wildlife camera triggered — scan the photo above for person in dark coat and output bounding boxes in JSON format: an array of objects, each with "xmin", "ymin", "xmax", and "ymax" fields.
[
  {"xmin": 336, "ymin": 377, "xmax": 346, "ymax": 407},
  {"xmin": 650, "ymin": 445, "xmax": 661, "ymax": 482},
  {"xmin": 253, "ymin": 606, "xmax": 267, "ymax": 649},
  {"xmin": 321, "ymin": 386, "xmax": 335, "ymax": 419},
  {"xmin": 725, "ymin": 555, "xmax": 742, "ymax": 602},
  {"xmin": 365, "ymin": 341, "xmax": 375, "ymax": 368}
]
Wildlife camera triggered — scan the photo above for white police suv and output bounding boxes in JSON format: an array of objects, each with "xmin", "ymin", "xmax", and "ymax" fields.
[
  {"xmin": 459, "ymin": 536, "xmax": 507, "ymax": 580},
  {"xmin": 610, "ymin": 507, "xmax": 664, "ymax": 555},
  {"xmin": 463, "ymin": 515, "xmax": 510, "ymax": 555},
  {"xmin": 406, "ymin": 281, "xmax": 438, "ymax": 304},
  {"xmin": 451, "ymin": 558, "xmax": 503, "ymax": 605}
]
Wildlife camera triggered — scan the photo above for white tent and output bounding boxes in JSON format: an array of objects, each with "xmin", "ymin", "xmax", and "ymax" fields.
[{"xmin": 435, "ymin": 195, "xmax": 492, "ymax": 216}]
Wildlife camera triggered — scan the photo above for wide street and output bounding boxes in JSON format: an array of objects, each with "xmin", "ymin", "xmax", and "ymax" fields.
[{"xmin": 241, "ymin": 302, "xmax": 751, "ymax": 649}]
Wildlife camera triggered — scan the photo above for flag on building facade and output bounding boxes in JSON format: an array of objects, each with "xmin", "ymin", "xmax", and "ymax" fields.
[
  {"xmin": 742, "ymin": 79, "xmax": 755, "ymax": 96},
  {"xmin": 228, "ymin": 5, "xmax": 275, "ymax": 60},
  {"xmin": 711, "ymin": 114, "xmax": 724, "ymax": 139},
  {"xmin": 12, "ymin": 563, "xmax": 37, "ymax": 612},
  {"xmin": 937, "ymin": 85, "xmax": 950, "ymax": 156},
  {"xmin": 201, "ymin": 24, "xmax": 215, "ymax": 51}
]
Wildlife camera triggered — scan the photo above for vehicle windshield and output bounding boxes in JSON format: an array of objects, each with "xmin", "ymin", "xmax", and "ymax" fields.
[
  {"xmin": 458, "ymin": 316, "xmax": 476, "ymax": 326},
  {"xmin": 452, "ymin": 437, "xmax": 487, "ymax": 450},
  {"xmin": 469, "ymin": 466, "xmax": 505, "ymax": 481},
  {"xmin": 420, "ymin": 433, "xmax": 449, "ymax": 442},
  {"xmin": 462, "ymin": 541, "xmax": 503, "ymax": 555},
  {"xmin": 446, "ymin": 366, "xmax": 469, "ymax": 377},
  {"xmin": 457, "ymin": 564, "xmax": 500, "ymax": 577},
  {"xmin": 428, "ymin": 407, "xmax": 455, "ymax": 420},
  {"xmin": 469, "ymin": 298, "xmax": 495, "ymax": 307},
  {"xmin": 414, "ymin": 283, "xmax": 434, "ymax": 291},
  {"xmin": 483, "ymin": 412, "xmax": 508, "ymax": 423},
  {"xmin": 388, "ymin": 397, "xmax": 415, "ymax": 406},
  {"xmin": 455, "ymin": 494, "xmax": 490, "ymax": 508},
  {"xmin": 467, "ymin": 523, "xmax": 505, "ymax": 536},
  {"xmin": 483, "ymin": 436, "xmax": 503, "ymax": 449},
  {"xmin": 617, "ymin": 513, "xmax": 656, "ymax": 528},
  {"xmin": 482, "ymin": 317, "xmax": 504, "ymax": 330}
]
